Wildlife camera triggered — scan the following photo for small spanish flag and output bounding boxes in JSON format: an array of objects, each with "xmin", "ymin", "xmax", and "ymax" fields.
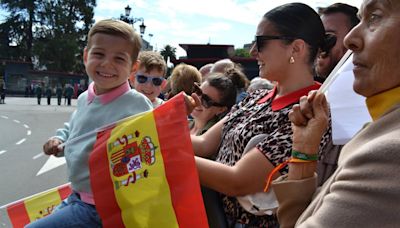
[
  {"xmin": 1, "ymin": 183, "xmax": 71, "ymax": 228},
  {"xmin": 89, "ymin": 93, "xmax": 208, "ymax": 228}
]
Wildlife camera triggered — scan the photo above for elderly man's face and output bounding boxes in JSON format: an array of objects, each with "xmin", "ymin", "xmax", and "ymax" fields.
[{"xmin": 344, "ymin": 0, "xmax": 400, "ymax": 97}]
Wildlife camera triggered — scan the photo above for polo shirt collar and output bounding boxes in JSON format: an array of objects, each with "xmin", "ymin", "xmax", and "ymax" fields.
[
  {"xmin": 257, "ymin": 82, "xmax": 321, "ymax": 111},
  {"xmin": 87, "ymin": 81, "xmax": 131, "ymax": 105}
]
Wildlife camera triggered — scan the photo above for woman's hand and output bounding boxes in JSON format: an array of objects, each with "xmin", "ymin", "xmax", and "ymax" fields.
[{"xmin": 288, "ymin": 91, "xmax": 329, "ymax": 154}]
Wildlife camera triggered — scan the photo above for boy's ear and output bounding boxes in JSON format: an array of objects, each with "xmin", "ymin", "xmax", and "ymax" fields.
[
  {"xmin": 131, "ymin": 60, "xmax": 140, "ymax": 74},
  {"xmin": 161, "ymin": 80, "xmax": 167, "ymax": 89},
  {"xmin": 129, "ymin": 73, "xmax": 135, "ymax": 87},
  {"xmin": 83, "ymin": 47, "xmax": 88, "ymax": 65}
]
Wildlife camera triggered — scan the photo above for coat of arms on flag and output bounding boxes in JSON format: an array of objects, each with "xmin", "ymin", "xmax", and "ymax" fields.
[{"xmin": 89, "ymin": 93, "xmax": 209, "ymax": 228}]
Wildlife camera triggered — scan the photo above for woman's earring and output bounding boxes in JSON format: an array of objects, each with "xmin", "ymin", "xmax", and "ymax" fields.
[{"xmin": 289, "ymin": 56, "xmax": 295, "ymax": 64}]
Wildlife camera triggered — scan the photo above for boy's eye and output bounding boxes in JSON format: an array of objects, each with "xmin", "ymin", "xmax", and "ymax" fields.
[
  {"xmin": 92, "ymin": 52, "xmax": 104, "ymax": 56},
  {"xmin": 115, "ymin": 56, "xmax": 126, "ymax": 62}
]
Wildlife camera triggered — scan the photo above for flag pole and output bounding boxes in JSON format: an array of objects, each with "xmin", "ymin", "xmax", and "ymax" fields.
[{"xmin": 318, "ymin": 50, "xmax": 353, "ymax": 94}]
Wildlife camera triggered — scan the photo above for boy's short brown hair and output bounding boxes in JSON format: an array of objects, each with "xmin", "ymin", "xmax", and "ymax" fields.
[
  {"xmin": 169, "ymin": 63, "xmax": 202, "ymax": 96},
  {"xmin": 87, "ymin": 19, "xmax": 142, "ymax": 62},
  {"xmin": 138, "ymin": 51, "xmax": 167, "ymax": 76}
]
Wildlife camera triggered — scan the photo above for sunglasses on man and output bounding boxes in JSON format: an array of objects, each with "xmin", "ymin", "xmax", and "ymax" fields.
[
  {"xmin": 193, "ymin": 83, "xmax": 225, "ymax": 109},
  {"xmin": 254, "ymin": 35, "xmax": 295, "ymax": 52},
  {"xmin": 136, "ymin": 74, "xmax": 164, "ymax": 86}
]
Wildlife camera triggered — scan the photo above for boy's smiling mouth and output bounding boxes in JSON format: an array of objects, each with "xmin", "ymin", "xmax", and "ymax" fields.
[{"xmin": 97, "ymin": 71, "xmax": 115, "ymax": 78}]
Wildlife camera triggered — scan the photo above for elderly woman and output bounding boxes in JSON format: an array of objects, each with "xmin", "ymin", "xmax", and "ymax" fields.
[
  {"xmin": 190, "ymin": 3, "xmax": 335, "ymax": 227},
  {"xmin": 272, "ymin": 0, "xmax": 400, "ymax": 227}
]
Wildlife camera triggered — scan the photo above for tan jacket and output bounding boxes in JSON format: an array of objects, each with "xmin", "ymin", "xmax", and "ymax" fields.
[{"xmin": 272, "ymin": 105, "xmax": 400, "ymax": 228}]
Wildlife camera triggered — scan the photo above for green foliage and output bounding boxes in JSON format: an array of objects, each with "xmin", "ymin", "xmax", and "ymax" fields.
[
  {"xmin": 234, "ymin": 48, "xmax": 251, "ymax": 58},
  {"xmin": 0, "ymin": 0, "xmax": 95, "ymax": 73},
  {"xmin": 160, "ymin": 45, "xmax": 177, "ymax": 75},
  {"xmin": 160, "ymin": 44, "xmax": 177, "ymax": 62},
  {"xmin": 0, "ymin": 0, "xmax": 38, "ymax": 61}
]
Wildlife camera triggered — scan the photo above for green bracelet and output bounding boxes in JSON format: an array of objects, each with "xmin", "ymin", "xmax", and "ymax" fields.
[{"xmin": 291, "ymin": 150, "xmax": 318, "ymax": 161}]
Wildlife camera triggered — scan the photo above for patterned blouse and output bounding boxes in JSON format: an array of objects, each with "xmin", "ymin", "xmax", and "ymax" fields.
[{"xmin": 215, "ymin": 83, "xmax": 331, "ymax": 227}]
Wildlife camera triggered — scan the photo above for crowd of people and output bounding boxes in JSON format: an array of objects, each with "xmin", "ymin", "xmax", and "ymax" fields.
[
  {"xmin": 30, "ymin": 83, "xmax": 80, "ymax": 106},
  {"xmin": 25, "ymin": 0, "xmax": 400, "ymax": 227}
]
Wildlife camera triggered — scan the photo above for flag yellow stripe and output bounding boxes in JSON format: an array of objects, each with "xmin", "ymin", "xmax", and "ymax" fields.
[
  {"xmin": 24, "ymin": 188, "xmax": 62, "ymax": 222},
  {"xmin": 107, "ymin": 112, "xmax": 179, "ymax": 227}
]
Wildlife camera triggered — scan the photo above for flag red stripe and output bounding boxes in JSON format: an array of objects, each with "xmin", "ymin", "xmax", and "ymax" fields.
[
  {"xmin": 154, "ymin": 93, "xmax": 208, "ymax": 228},
  {"xmin": 7, "ymin": 201, "xmax": 30, "ymax": 228},
  {"xmin": 89, "ymin": 129, "xmax": 125, "ymax": 228},
  {"xmin": 58, "ymin": 184, "xmax": 72, "ymax": 200}
]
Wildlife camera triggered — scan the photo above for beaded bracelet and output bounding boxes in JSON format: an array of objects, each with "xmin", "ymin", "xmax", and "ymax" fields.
[
  {"xmin": 264, "ymin": 156, "xmax": 316, "ymax": 192},
  {"xmin": 291, "ymin": 150, "xmax": 318, "ymax": 161}
]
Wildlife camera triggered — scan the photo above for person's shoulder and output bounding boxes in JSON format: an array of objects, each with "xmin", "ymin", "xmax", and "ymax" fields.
[
  {"xmin": 75, "ymin": 91, "xmax": 88, "ymax": 106},
  {"xmin": 122, "ymin": 89, "xmax": 153, "ymax": 108},
  {"xmin": 240, "ymin": 88, "xmax": 270, "ymax": 105}
]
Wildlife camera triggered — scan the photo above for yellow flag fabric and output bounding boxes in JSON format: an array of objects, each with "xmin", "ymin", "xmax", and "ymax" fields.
[
  {"xmin": 89, "ymin": 93, "xmax": 208, "ymax": 228},
  {"xmin": 2, "ymin": 184, "xmax": 71, "ymax": 228}
]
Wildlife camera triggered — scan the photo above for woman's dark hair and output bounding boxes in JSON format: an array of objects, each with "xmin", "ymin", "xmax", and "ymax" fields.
[
  {"xmin": 224, "ymin": 65, "xmax": 249, "ymax": 90},
  {"xmin": 264, "ymin": 3, "xmax": 336, "ymax": 65},
  {"xmin": 206, "ymin": 73, "xmax": 237, "ymax": 110}
]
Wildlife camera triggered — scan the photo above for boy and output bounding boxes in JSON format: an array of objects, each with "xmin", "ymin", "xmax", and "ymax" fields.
[
  {"xmin": 130, "ymin": 51, "xmax": 167, "ymax": 107},
  {"xmin": 27, "ymin": 19, "xmax": 153, "ymax": 227}
]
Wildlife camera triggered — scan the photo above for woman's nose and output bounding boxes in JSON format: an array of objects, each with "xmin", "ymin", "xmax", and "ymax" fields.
[
  {"xmin": 344, "ymin": 23, "xmax": 362, "ymax": 52},
  {"xmin": 249, "ymin": 42, "xmax": 258, "ymax": 57}
]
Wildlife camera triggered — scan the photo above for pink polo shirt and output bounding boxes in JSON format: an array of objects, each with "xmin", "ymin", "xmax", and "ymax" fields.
[
  {"xmin": 79, "ymin": 81, "xmax": 131, "ymax": 205},
  {"xmin": 87, "ymin": 81, "xmax": 131, "ymax": 105}
]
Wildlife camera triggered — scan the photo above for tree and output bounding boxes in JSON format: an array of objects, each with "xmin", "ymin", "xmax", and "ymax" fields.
[
  {"xmin": 0, "ymin": 0, "xmax": 40, "ymax": 61},
  {"xmin": 159, "ymin": 45, "xmax": 177, "ymax": 76},
  {"xmin": 33, "ymin": 0, "xmax": 95, "ymax": 72},
  {"xmin": 160, "ymin": 45, "xmax": 177, "ymax": 62},
  {"xmin": 0, "ymin": 0, "xmax": 95, "ymax": 72},
  {"xmin": 234, "ymin": 48, "xmax": 251, "ymax": 58}
]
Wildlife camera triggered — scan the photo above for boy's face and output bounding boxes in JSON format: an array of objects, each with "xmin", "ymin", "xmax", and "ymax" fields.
[
  {"xmin": 83, "ymin": 33, "xmax": 138, "ymax": 95},
  {"xmin": 132, "ymin": 67, "xmax": 165, "ymax": 102}
]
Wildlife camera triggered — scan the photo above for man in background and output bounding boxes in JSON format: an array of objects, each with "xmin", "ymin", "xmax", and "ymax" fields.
[
  {"xmin": 315, "ymin": 3, "xmax": 359, "ymax": 83},
  {"xmin": 315, "ymin": 3, "xmax": 359, "ymax": 186}
]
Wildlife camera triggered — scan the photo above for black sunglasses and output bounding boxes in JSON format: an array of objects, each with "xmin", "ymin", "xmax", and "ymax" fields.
[
  {"xmin": 136, "ymin": 74, "xmax": 164, "ymax": 86},
  {"xmin": 255, "ymin": 35, "xmax": 295, "ymax": 52},
  {"xmin": 193, "ymin": 83, "xmax": 225, "ymax": 108}
]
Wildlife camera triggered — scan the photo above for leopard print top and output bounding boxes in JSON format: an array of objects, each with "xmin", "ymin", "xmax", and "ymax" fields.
[{"xmin": 216, "ymin": 87, "xmax": 331, "ymax": 227}]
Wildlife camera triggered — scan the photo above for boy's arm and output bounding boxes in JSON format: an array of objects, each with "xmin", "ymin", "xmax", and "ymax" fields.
[
  {"xmin": 53, "ymin": 121, "xmax": 71, "ymax": 143},
  {"xmin": 46, "ymin": 110, "xmax": 75, "ymax": 157}
]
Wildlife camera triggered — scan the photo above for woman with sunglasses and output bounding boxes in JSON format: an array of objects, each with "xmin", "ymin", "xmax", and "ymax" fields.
[
  {"xmin": 190, "ymin": 70, "xmax": 241, "ymax": 136},
  {"xmin": 190, "ymin": 3, "xmax": 335, "ymax": 227}
]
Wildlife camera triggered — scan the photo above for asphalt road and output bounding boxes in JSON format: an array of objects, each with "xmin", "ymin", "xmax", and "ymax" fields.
[{"xmin": 0, "ymin": 97, "xmax": 77, "ymax": 206}]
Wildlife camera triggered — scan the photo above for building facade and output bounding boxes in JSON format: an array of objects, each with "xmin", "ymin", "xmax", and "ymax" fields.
[
  {"xmin": 2, "ymin": 59, "xmax": 87, "ymax": 96},
  {"xmin": 171, "ymin": 44, "xmax": 258, "ymax": 80}
]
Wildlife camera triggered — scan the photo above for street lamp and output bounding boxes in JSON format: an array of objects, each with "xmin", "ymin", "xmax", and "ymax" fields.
[{"xmin": 120, "ymin": 5, "xmax": 146, "ymax": 36}]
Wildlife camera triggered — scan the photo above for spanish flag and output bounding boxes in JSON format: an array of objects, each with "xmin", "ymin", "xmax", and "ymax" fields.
[
  {"xmin": 89, "ymin": 93, "xmax": 208, "ymax": 228},
  {"xmin": 1, "ymin": 183, "xmax": 71, "ymax": 228}
]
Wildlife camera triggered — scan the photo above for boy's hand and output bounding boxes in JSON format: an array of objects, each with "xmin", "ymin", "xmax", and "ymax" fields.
[
  {"xmin": 43, "ymin": 138, "xmax": 64, "ymax": 156},
  {"xmin": 184, "ymin": 93, "xmax": 201, "ymax": 115}
]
